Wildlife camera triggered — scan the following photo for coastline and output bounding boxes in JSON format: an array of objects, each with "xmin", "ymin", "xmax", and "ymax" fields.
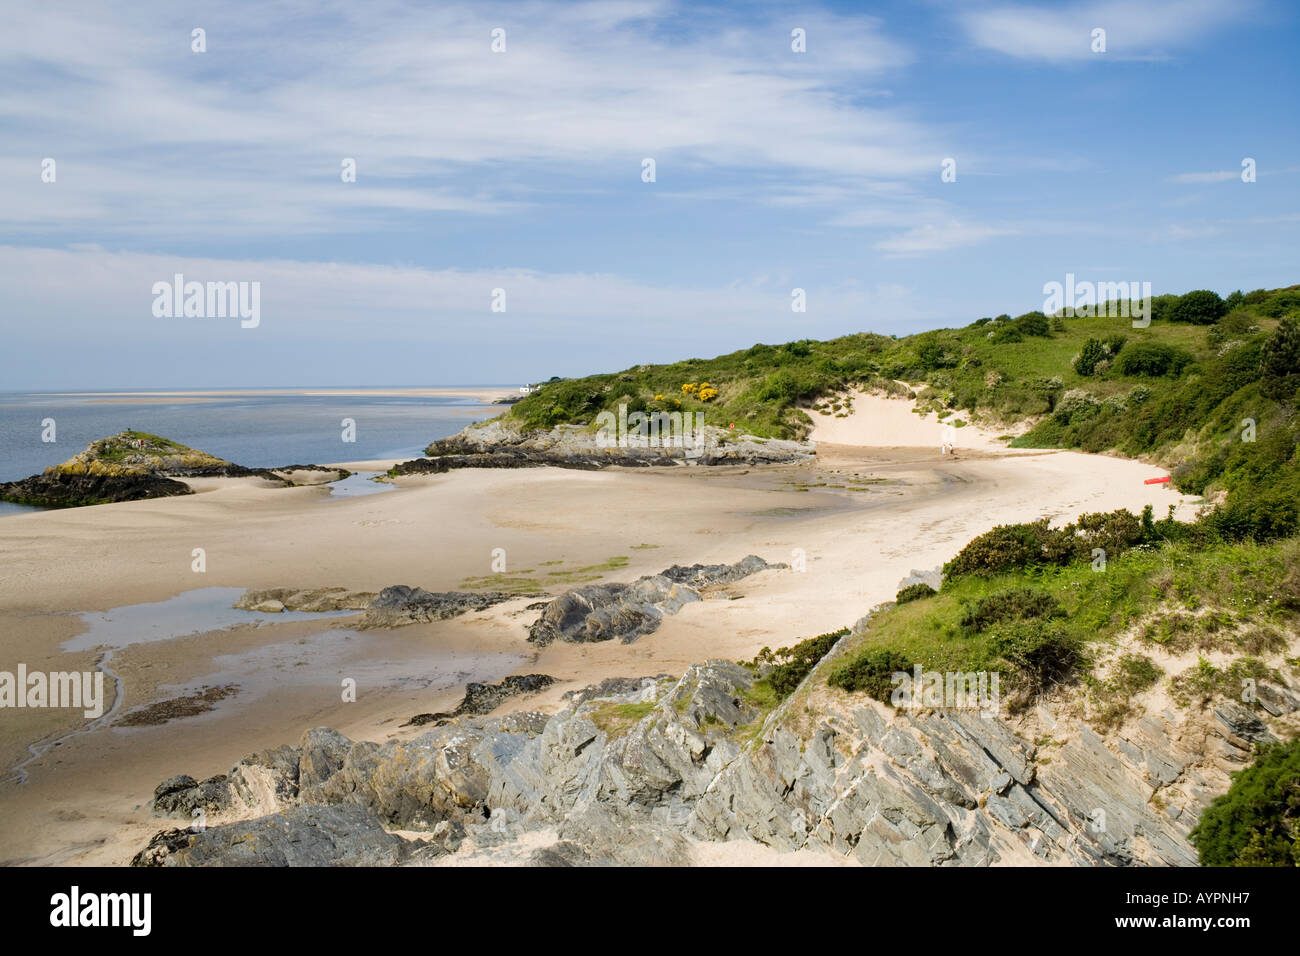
[{"xmin": 0, "ymin": 393, "xmax": 1199, "ymax": 865}]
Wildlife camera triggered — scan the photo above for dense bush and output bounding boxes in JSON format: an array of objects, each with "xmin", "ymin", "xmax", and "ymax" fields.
[
  {"xmin": 1013, "ymin": 311, "xmax": 1051, "ymax": 337},
  {"xmin": 917, "ymin": 337, "xmax": 961, "ymax": 369},
  {"xmin": 942, "ymin": 519, "xmax": 1053, "ymax": 578},
  {"xmin": 1259, "ymin": 289, "xmax": 1300, "ymax": 319},
  {"xmin": 748, "ymin": 628, "xmax": 848, "ymax": 698},
  {"xmin": 1191, "ymin": 738, "xmax": 1300, "ymax": 866},
  {"xmin": 1167, "ymin": 290, "xmax": 1227, "ymax": 325},
  {"xmin": 1260, "ymin": 317, "xmax": 1300, "ymax": 401},
  {"xmin": 990, "ymin": 619, "xmax": 1082, "ymax": 693},
  {"xmin": 942, "ymin": 509, "xmax": 1159, "ymax": 580},
  {"xmin": 896, "ymin": 582, "xmax": 938, "ymax": 604},
  {"xmin": 1073, "ymin": 338, "xmax": 1109, "ymax": 377},
  {"xmin": 827, "ymin": 648, "xmax": 913, "ymax": 701},
  {"xmin": 1116, "ymin": 342, "xmax": 1193, "ymax": 377},
  {"xmin": 1206, "ymin": 479, "xmax": 1300, "ymax": 542},
  {"xmin": 1054, "ymin": 388, "xmax": 1100, "ymax": 424},
  {"xmin": 959, "ymin": 587, "xmax": 1063, "ymax": 632}
]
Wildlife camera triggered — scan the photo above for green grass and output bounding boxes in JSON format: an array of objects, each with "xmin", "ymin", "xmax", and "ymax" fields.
[
  {"xmin": 587, "ymin": 700, "xmax": 657, "ymax": 738},
  {"xmin": 827, "ymin": 534, "xmax": 1300, "ymax": 713}
]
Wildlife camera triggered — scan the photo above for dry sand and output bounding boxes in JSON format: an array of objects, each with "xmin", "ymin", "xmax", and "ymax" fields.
[{"xmin": 0, "ymin": 392, "xmax": 1196, "ymax": 865}]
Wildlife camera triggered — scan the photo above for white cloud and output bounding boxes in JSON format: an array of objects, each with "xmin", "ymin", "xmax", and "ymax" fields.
[
  {"xmin": 959, "ymin": 0, "xmax": 1252, "ymax": 62},
  {"xmin": 1168, "ymin": 170, "xmax": 1241, "ymax": 184},
  {"xmin": 874, "ymin": 220, "xmax": 1014, "ymax": 255},
  {"xmin": 0, "ymin": 1, "xmax": 942, "ymax": 237}
]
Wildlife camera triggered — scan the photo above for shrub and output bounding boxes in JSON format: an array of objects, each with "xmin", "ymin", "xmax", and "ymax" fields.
[
  {"xmin": 942, "ymin": 519, "xmax": 1052, "ymax": 578},
  {"xmin": 896, "ymin": 582, "xmax": 938, "ymax": 604},
  {"xmin": 1073, "ymin": 338, "xmax": 1108, "ymax": 377},
  {"xmin": 990, "ymin": 618, "xmax": 1082, "ymax": 693},
  {"xmin": 1259, "ymin": 289, "xmax": 1300, "ymax": 319},
  {"xmin": 1167, "ymin": 289, "xmax": 1227, "ymax": 325},
  {"xmin": 1206, "ymin": 481, "xmax": 1300, "ymax": 542},
  {"xmin": 1116, "ymin": 342, "xmax": 1193, "ymax": 377},
  {"xmin": 917, "ymin": 338, "xmax": 961, "ymax": 369},
  {"xmin": 1260, "ymin": 317, "xmax": 1300, "ymax": 401},
  {"xmin": 748, "ymin": 628, "xmax": 848, "ymax": 698},
  {"xmin": 960, "ymin": 587, "xmax": 1063, "ymax": 632},
  {"xmin": 827, "ymin": 648, "xmax": 914, "ymax": 701},
  {"xmin": 1013, "ymin": 311, "xmax": 1051, "ymax": 337},
  {"xmin": 943, "ymin": 509, "xmax": 1154, "ymax": 580},
  {"xmin": 1191, "ymin": 738, "xmax": 1300, "ymax": 866},
  {"xmin": 1054, "ymin": 388, "xmax": 1100, "ymax": 424}
]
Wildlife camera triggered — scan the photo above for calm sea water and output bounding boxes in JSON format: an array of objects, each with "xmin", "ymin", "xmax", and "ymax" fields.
[{"xmin": 0, "ymin": 388, "xmax": 508, "ymax": 513}]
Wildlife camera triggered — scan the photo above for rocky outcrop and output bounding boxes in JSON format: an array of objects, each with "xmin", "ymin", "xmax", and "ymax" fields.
[
  {"xmin": 0, "ymin": 471, "xmax": 193, "ymax": 507},
  {"xmin": 135, "ymin": 647, "xmax": 1300, "ymax": 867},
  {"xmin": 359, "ymin": 585, "xmax": 513, "ymax": 628},
  {"xmin": 405, "ymin": 674, "xmax": 556, "ymax": 726},
  {"xmin": 0, "ymin": 431, "xmax": 357, "ymax": 508},
  {"xmin": 234, "ymin": 587, "xmax": 376, "ymax": 613},
  {"xmin": 131, "ymin": 805, "xmax": 448, "ymax": 867},
  {"xmin": 230, "ymin": 583, "xmax": 515, "ymax": 624},
  {"xmin": 527, "ymin": 555, "xmax": 783, "ymax": 646},
  {"xmin": 389, "ymin": 418, "xmax": 814, "ymax": 476},
  {"xmin": 391, "ymin": 449, "xmax": 687, "ymax": 474}
]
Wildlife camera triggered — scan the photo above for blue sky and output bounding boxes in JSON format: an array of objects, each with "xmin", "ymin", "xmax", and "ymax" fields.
[{"xmin": 2, "ymin": 0, "xmax": 1297, "ymax": 388}]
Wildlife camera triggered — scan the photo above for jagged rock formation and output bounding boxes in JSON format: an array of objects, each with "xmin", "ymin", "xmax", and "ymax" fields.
[
  {"xmin": 405, "ymin": 674, "xmax": 556, "ymax": 727},
  {"xmin": 133, "ymin": 648, "xmax": 1300, "ymax": 867},
  {"xmin": 527, "ymin": 555, "xmax": 783, "ymax": 646},
  {"xmin": 359, "ymin": 585, "xmax": 513, "ymax": 628},
  {"xmin": 132, "ymin": 806, "xmax": 452, "ymax": 867}
]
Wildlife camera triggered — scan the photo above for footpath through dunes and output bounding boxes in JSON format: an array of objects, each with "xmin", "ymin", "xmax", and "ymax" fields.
[{"xmin": 0, "ymin": 397, "xmax": 1197, "ymax": 866}]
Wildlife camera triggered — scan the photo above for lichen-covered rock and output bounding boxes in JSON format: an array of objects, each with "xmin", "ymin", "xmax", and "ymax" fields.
[
  {"xmin": 360, "ymin": 585, "xmax": 512, "ymax": 628},
  {"xmin": 527, "ymin": 556, "xmax": 783, "ymax": 646}
]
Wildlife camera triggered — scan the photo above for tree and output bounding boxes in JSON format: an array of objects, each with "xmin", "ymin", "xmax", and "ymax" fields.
[
  {"xmin": 1260, "ymin": 316, "xmax": 1300, "ymax": 401},
  {"xmin": 1168, "ymin": 289, "xmax": 1227, "ymax": 325}
]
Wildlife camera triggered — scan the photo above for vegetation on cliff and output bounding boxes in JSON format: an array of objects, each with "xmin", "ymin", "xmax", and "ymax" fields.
[{"xmin": 1192, "ymin": 738, "xmax": 1300, "ymax": 866}]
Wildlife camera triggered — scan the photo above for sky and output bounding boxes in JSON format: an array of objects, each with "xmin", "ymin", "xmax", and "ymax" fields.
[{"xmin": 1, "ymin": 0, "xmax": 1297, "ymax": 389}]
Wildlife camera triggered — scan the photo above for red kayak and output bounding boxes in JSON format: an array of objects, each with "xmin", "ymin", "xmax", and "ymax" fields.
[{"xmin": 1144, "ymin": 476, "xmax": 1171, "ymax": 485}]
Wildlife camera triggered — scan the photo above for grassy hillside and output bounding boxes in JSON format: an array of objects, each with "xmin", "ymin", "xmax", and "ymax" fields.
[
  {"xmin": 824, "ymin": 511, "xmax": 1298, "ymax": 720},
  {"xmin": 507, "ymin": 284, "xmax": 1300, "ymax": 540}
]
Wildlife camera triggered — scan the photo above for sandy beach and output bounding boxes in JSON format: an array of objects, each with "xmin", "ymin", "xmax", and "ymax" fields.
[{"xmin": 0, "ymin": 392, "xmax": 1197, "ymax": 865}]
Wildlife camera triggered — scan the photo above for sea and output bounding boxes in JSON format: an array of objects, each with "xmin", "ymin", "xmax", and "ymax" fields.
[{"xmin": 0, "ymin": 388, "xmax": 511, "ymax": 515}]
